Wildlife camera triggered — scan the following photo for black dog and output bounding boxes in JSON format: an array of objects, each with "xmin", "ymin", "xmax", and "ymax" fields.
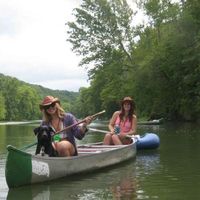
[{"xmin": 34, "ymin": 125, "xmax": 58, "ymax": 157}]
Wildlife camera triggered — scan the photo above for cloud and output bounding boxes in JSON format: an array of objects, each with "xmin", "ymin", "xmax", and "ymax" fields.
[{"xmin": 0, "ymin": 0, "xmax": 90, "ymax": 92}]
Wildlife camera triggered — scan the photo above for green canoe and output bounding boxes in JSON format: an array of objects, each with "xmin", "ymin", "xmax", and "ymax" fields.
[{"xmin": 5, "ymin": 140, "xmax": 136, "ymax": 188}]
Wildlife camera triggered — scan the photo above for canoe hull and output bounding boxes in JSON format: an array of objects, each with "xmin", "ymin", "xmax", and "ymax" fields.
[{"xmin": 6, "ymin": 141, "xmax": 136, "ymax": 188}]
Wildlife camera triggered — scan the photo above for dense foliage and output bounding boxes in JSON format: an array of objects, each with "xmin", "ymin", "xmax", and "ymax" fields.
[
  {"xmin": 0, "ymin": 74, "xmax": 78, "ymax": 121},
  {"xmin": 1, "ymin": 0, "xmax": 200, "ymax": 122},
  {"xmin": 67, "ymin": 0, "xmax": 200, "ymax": 121}
]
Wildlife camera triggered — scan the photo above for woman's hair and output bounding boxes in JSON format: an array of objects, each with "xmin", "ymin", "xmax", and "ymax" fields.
[
  {"xmin": 119, "ymin": 100, "xmax": 136, "ymax": 122},
  {"xmin": 42, "ymin": 103, "xmax": 65, "ymax": 122}
]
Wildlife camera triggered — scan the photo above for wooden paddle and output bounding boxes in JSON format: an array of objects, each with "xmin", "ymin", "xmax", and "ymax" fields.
[
  {"xmin": 21, "ymin": 110, "xmax": 106, "ymax": 150},
  {"xmin": 54, "ymin": 110, "xmax": 106, "ymax": 136},
  {"xmin": 20, "ymin": 141, "xmax": 37, "ymax": 151}
]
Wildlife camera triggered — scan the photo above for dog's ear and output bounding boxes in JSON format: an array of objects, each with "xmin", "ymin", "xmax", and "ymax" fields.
[{"xmin": 33, "ymin": 127, "xmax": 41, "ymax": 135}]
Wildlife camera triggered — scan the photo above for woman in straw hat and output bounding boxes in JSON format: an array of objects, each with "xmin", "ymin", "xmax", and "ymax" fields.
[
  {"xmin": 39, "ymin": 95, "xmax": 92, "ymax": 156},
  {"xmin": 103, "ymin": 97, "xmax": 137, "ymax": 145}
]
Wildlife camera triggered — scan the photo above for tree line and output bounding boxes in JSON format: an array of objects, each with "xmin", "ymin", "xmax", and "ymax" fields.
[
  {"xmin": 0, "ymin": 74, "xmax": 78, "ymax": 121},
  {"xmin": 67, "ymin": 0, "xmax": 200, "ymax": 121},
  {"xmin": 1, "ymin": 0, "xmax": 199, "ymax": 122}
]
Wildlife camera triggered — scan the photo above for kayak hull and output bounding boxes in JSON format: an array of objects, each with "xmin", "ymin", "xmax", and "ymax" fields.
[{"xmin": 136, "ymin": 133, "xmax": 160, "ymax": 150}]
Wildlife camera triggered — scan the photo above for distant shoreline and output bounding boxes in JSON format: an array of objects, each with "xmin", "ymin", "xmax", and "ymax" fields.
[{"xmin": 0, "ymin": 120, "xmax": 41, "ymax": 125}]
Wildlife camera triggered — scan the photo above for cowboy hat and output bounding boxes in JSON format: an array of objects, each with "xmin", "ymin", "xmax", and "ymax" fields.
[
  {"xmin": 121, "ymin": 96, "xmax": 133, "ymax": 103},
  {"xmin": 39, "ymin": 96, "xmax": 60, "ymax": 109}
]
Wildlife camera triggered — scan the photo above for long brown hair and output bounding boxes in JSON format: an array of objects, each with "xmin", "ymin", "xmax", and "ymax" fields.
[{"xmin": 119, "ymin": 100, "xmax": 136, "ymax": 122}]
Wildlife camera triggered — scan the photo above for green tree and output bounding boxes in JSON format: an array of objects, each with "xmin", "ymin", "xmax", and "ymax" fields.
[
  {"xmin": 16, "ymin": 85, "xmax": 41, "ymax": 120},
  {"xmin": 67, "ymin": 0, "xmax": 138, "ymax": 117},
  {"xmin": 67, "ymin": 0, "xmax": 200, "ymax": 121},
  {"xmin": 0, "ymin": 73, "xmax": 78, "ymax": 120},
  {"xmin": 67, "ymin": 0, "xmax": 135, "ymax": 70},
  {"xmin": 2, "ymin": 78, "xmax": 20, "ymax": 120},
  {"xmin": 0, "ymin": 92, "xmax": 6, "ymax": 120}
]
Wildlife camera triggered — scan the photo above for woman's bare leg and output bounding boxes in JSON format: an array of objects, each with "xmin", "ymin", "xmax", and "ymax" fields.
[
  {"xmin": 112, "ymin": 135, "xmax": 122, "ymax": 145},
  {"xmin": 103, "ymin": 133, "xmax": 113, "ymax": 145},
  {"xmin": 55, "ymin": 141, "xmax": 75, "ymax": 157}
]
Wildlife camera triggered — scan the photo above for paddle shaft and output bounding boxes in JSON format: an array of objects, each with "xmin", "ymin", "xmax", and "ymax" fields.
[
  {"xmin": 89, "ymin": 128, "xmax": 138, "ymax": 139},
  {"xmin": 54, "ymin": 110, "xmax": 106, "ymax": 135},
  {"xmin": 20, "ymin": 141, "xmax": 37, "ymax": 151},
  {"xmin": 20, "ymin": 111, "xmax": 106, "ymax": 151},
  {"xmin": 89, "ymin": 128, "xmax": 109, "ymax": 134}
]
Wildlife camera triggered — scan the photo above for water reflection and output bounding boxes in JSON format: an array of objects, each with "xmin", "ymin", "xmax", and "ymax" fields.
[
  {"xmin": 111, "ymin": 174, "xmax": 137, "ymax": 200},
  {"xmin": 135, "ymin": 151, "xmax": 160, "ymax": 200},
  {"xmin": 7, "ymin": 160, "xmax": 137, "ymax": 200},
  {"xmin": 136, "ymin": 151, "xmax": 160, "ymax": 175}
]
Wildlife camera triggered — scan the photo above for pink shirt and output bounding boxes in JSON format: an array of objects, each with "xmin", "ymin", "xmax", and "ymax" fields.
[{"xmin": 115, "ymin": 115, "xmax": 132, "ymax": 133}]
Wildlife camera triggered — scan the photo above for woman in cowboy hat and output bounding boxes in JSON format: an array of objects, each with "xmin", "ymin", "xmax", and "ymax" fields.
[
  {"xmin": 103, "ymin": 97, "xmax": 137, "ymax": 145},
  {"xmin": 39, "ymin": 95, "xmax": 92, "ymax": 157}
]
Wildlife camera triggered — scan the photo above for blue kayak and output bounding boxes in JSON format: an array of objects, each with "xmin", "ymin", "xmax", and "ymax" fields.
[
  {"xmin": 89, "ymin": 128, "xmax": 160, "ymax": 150},
  {"xmin": 136, "ymin": 133, "xmax": 160, "ymax": 150}
]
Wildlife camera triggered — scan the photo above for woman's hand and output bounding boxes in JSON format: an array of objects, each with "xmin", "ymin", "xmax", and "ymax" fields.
[
  {"xmin": 108, "ymin": 125, "xmax": 115, "ymax": 135},
  {"xmin": 85, "ymin": 116, "xmax": 93, "ymax": 125},
  {"xmin": 110, "ymin": 130, "xmax": 115, "ymax": 135},
  {"xmin": 81, "ymin": 116, "xmax": 93, "ymax": 133},
  {"xmin": 82, "ymin": 116, "xmax": 93, "ymax": 127}
]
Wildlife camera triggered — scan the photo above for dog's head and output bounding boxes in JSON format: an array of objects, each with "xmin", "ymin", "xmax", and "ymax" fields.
[
  {"xmin": 34, "ymin": 125, "xmax": 54, "ymax": 145},
  {"xmin": 34, "ymin": 125, "xmax": 57, "ymax": 156}
]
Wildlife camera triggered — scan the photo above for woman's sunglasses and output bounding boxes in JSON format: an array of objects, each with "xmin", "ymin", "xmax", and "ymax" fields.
[{"xmin": 43, "ymin": 102, "xmax": 56, "ymax": 110}]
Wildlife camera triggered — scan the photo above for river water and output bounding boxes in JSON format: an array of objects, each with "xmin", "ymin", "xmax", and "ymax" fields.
[{"xmin": 0, "ymin": 121, "xmax": 200, "ymax": 199}]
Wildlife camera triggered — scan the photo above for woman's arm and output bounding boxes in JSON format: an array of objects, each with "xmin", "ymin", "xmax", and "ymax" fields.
[
  {"xmin": 80, "ymin": 116, "xmax": 92, "ymax": 134},
  {"xmin": 108, "ymin": 111, "xmax": 119, "ymax": 134},
  {"xmin": 64, "ymin": 113, "xmax": 86, "ymax": 139}
]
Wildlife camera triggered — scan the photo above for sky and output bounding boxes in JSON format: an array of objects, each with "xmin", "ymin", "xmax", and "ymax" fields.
[
  {"xmin": 0, "ymin": 0, "xmax": 149, "ymax": 92},
  {"xmin": 0, "ymin": 0, "xmax": 90, "ymax": 92}
]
